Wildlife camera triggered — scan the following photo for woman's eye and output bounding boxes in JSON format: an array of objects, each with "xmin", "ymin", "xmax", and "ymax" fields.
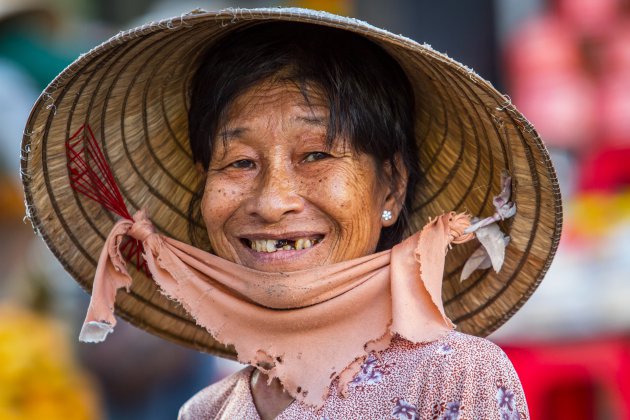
[
  {"xmin": 303, "ymin": 152, "xmax": 330, "ymax": 162},
  {"xmin": 230, "ymin": 159, "xmax": 255, "ymax": 169}
]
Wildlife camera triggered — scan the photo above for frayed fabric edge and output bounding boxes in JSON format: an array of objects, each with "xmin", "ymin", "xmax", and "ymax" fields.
[{"xmin": 79, "ymin": 321, "xmax": 114, "ymax": 342}]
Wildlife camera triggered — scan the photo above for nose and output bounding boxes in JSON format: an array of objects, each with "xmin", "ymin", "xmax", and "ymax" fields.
[{"xmin": 245, "ymin": 165, "xmax": 304, "ymax": 222}]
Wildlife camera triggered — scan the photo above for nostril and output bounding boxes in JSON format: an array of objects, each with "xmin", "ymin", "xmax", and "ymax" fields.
[
  {"xmin": 242, "ymin": 165, "xmax": 306, "ymax": 221},
  {"xmin": 247, "ymin": 189, "xmax": 304, "ymax": 221}
]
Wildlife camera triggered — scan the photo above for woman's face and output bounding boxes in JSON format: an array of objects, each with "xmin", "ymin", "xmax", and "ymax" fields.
[{"xmin": 201, "ymin": 81, "xmax": 404, "ymax": 272}]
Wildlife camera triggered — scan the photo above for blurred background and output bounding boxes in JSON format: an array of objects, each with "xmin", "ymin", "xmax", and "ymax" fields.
[{"xmin": 1, "ymin": 0, "xmax": 629, "ymax": 419}]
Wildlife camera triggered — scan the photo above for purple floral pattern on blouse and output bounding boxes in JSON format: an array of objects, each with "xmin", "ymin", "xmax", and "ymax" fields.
[
  {"xmin": 431, "ymin": 401, "xmax": 462, "ymax": 420},
  {"xmin": 391, "ymin": 398, "xmax": 418, "ymax": 420},
  {"xmin": 436, "ymin": 343, "xmax": 454, "ymax": 356},
  {"xmin": 496, "ymin": 381, "xmax": 524, "ymax": 420},
  {"xmin": 443, "ymin": 401, "xmax": 462, "ymax": 420},
  {"xmin": 350, "ymin": 353, "xmax": 395, "ymax": 388}
]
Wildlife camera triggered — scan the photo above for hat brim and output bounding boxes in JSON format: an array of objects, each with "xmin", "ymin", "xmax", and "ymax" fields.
[{"xmin": 21, "ymin": 8, "xmax": 562, "ymax": 359}]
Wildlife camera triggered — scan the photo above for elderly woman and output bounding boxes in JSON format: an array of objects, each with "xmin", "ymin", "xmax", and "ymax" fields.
[{"xmin": 21, "ymin": 8, "xmax": 561, "ymax": 420}]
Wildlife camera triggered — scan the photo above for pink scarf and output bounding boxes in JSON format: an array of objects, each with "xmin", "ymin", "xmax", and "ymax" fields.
[{"xmin": 81, "ymin": 210, "xmax": 473, "ymax": 407}]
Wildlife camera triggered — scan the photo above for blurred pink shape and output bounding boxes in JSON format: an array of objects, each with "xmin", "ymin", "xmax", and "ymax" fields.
[
  {"xmin": 512, "ymin": 72, "xmax": 596, "ymax": 149},
  {"xmin": 597, "ymin": 74, "xmax": 630, "ymax": 146},
  {"xmin": 556, "ymin": 0, "xmax": 621, "ymax": 36},
  {"xmin": 601, "ymin": 22, "xmax": 630, "ymax": 75},
  {"xmin": 505, "ymin": 16, "xmax": 581, "ymax": 78}
]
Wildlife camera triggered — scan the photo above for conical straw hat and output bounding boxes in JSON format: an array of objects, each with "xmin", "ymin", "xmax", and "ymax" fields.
[{"xmin": 21, "ymin": 8, "xmax": 562, "ymax": 359}]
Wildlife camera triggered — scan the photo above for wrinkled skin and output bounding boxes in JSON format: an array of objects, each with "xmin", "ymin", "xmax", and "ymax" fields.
[{"xmin": 201, "ymin": 81, "xmax": 407, "ymax": 418}]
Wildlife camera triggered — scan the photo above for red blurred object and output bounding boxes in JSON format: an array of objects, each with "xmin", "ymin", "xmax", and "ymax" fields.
[
  {"xmin": 579, "ymin": 146, "xmax": 630, "ymax": 192},
  {"xmin": 555, "ymin": 0, "xmax": 621, "ymax": 37},
  {"xmin": 501, "ymin": 336, "xmax": 630, "ymax": 420}
]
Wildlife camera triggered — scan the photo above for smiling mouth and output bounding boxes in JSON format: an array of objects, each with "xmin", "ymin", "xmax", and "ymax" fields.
[{"xmin": 242, "ymin": 236, "xmax": 323, "ymax": 253}]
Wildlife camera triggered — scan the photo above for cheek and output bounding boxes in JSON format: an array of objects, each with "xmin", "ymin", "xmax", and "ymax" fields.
[
  {"xmin": 201, "ymin": 179, "xmax": 245, "ymax": 246},
  {"xmin": 308, "ymin": 167, "xmax": 385, "ymax": 257},
  {"xmin": 310, "ymin": 168, "xmax": 371, "ymax": 209}
]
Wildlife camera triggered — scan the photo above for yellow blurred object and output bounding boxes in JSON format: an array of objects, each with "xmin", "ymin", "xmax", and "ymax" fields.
[
  {"xmin": 291, "ymin": 0, "xmax": 354, "ymax": 16},
  {"xmin": 0, "ymin": 176, "xmax": 24, "ymax": 221},
  {"xmin": 0, "ymin": 304, "xmax": 102, "ymax": 420},
  {"xmin": 568, "ymin": 190, "xmax": 630, "ymax": 237}
]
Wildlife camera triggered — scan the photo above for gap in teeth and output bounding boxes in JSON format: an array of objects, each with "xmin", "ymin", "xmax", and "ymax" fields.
[{"xmin": 247, "ymin": 238, "xmax": 320, "ymax": 252}]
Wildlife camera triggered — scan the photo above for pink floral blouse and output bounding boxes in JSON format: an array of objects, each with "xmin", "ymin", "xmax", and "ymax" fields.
[{"xmin": 179, "ymin": 332, "xmax": 528, "ymax": 419}]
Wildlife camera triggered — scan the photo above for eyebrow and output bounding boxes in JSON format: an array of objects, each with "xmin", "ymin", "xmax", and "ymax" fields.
[
  {"xmin": 218, "ymin": 115, "xmax": 328, "ymax": 140},
  {"xmin": 218, "ymin": 127, "xmax": 248, "ymax": 140},
  {"xmin": 296, "ymin": 115, "xmax": 328, "ymax": 127}
]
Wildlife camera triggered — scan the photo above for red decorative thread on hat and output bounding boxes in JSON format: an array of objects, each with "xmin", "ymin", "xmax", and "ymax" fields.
[{"xmin": 66, "ymin": 124, "xmax": 148, "ymax": 274}]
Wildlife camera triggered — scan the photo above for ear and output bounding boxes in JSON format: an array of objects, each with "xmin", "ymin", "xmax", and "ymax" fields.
[{"xmin": 381, "ymin": 154, "xmax": 409, "ymax": 227}]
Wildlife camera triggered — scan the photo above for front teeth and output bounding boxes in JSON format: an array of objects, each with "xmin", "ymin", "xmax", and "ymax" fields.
[{"xmin": 249, "ymin": 238, "xmax": 319, "ymax": 253}]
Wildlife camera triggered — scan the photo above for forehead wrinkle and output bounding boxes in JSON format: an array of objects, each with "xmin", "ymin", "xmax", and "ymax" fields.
[
  {"xmin": 216, "ymin": 81, "xmax": 332, "ymax": 153},
  {"xmin": 294, "ymin": 115, "xmax": 327, "ymax": 128},
  {"xmin": 220, "ymin": 114, "xmax": 327, "ymax": 149},
  {"xmin": 227, "ymin": 102, "xmax": 328, "ymax": 132}
]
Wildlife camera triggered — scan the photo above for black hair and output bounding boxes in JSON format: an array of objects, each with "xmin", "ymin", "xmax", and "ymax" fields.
[{"xmin": 188, "ymin": 21, "xmax": 420, "ymax": 251}]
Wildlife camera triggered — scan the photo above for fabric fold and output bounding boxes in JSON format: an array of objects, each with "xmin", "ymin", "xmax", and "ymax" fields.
[
  {"xmin": 79, "ymin": 217, "xmax": 136, "ymax": 342},
  {"xmin": 80, "ymin": 209, "xmax": 474, "ymax": 407}
]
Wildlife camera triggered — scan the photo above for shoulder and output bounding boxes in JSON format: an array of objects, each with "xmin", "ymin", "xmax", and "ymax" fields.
[
  {"xmin": 379, "ymin": 332, "xmax": 523, "ymax": 398},
  {"xmin": 178, "ymin": 366, "xmax": 253, "ymax": 420},
  {"xmin": 343, "ymin": 333, "xmax": 528, "ymax": 419},
  {"xmin": 434, "ymin": 331, "xmax": 513, "ymax": 366},
  {"xmin": 387, "ymin": 331, "xmax": 512, "ymax": 373},
  {"xmin": 391, "ymin": 332, "xmax": 529, "ymax": 419},
  {"xmin": 405, "ymin": 331, "xmax": 520, "ymax": 382}
]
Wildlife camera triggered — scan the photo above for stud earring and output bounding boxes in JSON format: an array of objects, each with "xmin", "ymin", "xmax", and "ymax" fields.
[{"xmin": 382, "ymin": 210, "xmax": 393, "ymax": 221}]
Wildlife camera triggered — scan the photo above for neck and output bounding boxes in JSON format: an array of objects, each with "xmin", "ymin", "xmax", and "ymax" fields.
[{"xmin": 250, "ymin": 369, "xmax": 295, "ymax": 420}]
